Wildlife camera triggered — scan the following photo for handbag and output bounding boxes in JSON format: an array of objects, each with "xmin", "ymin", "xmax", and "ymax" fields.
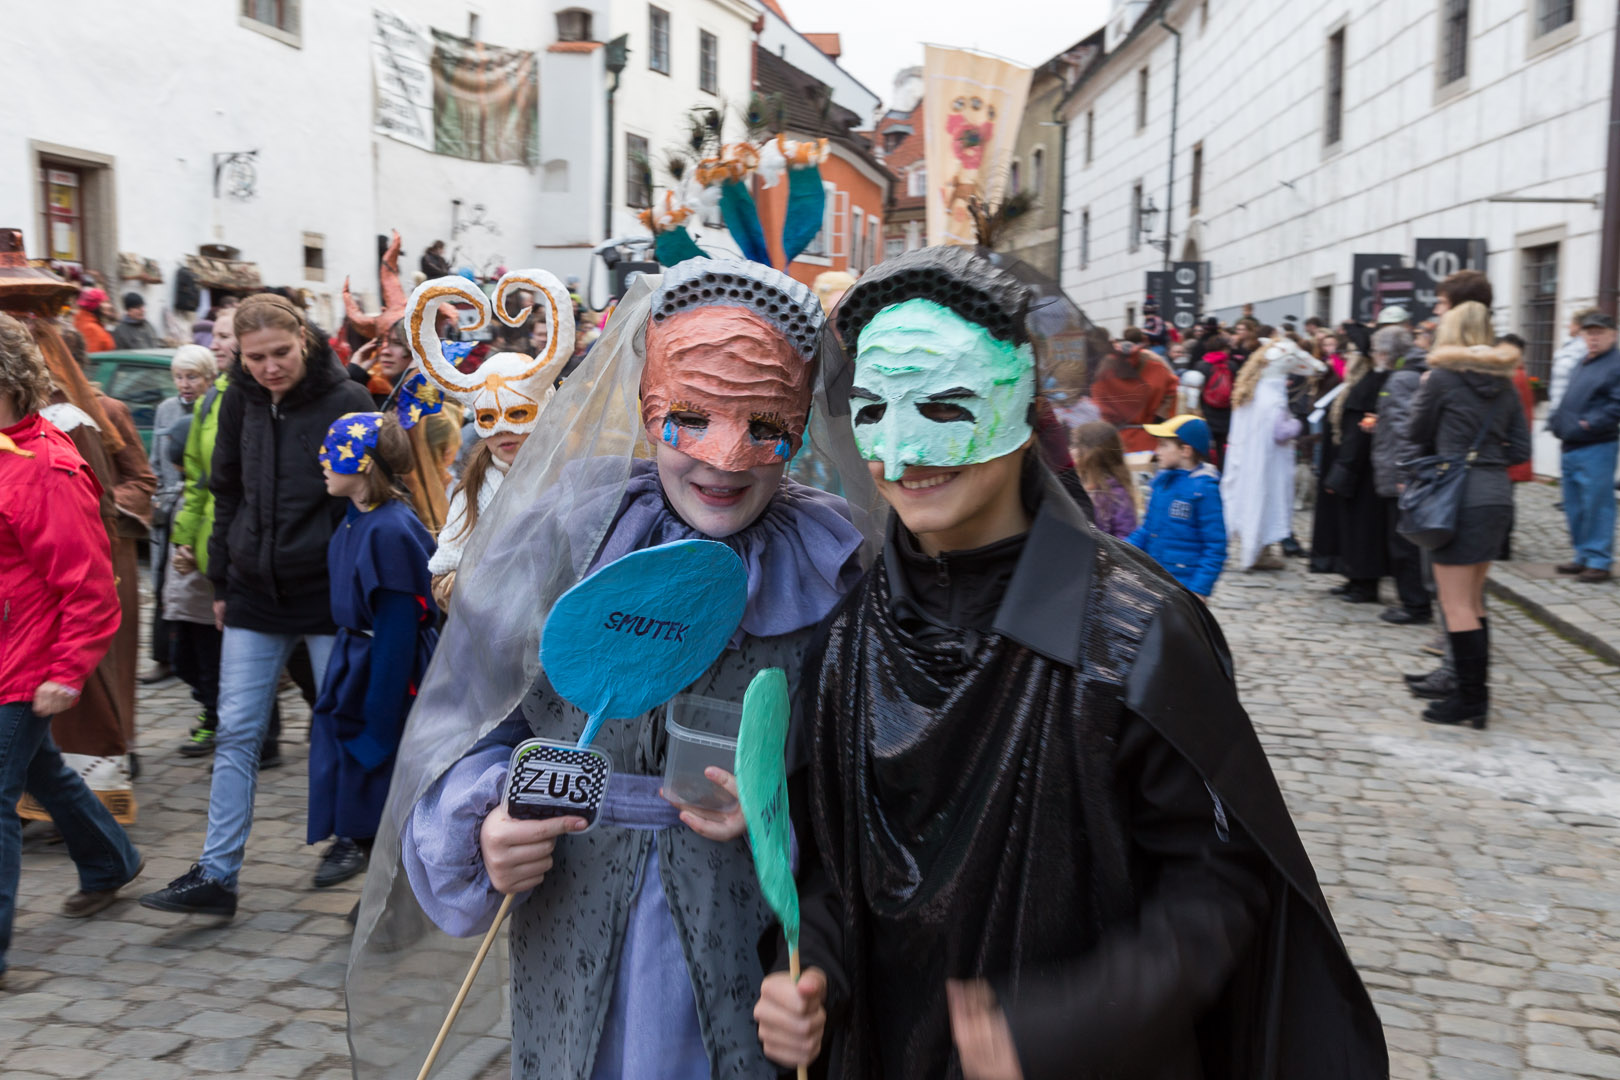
[{"xmin": 1396, "ymin": 390, "xmax": 1511, "ymax": 550}]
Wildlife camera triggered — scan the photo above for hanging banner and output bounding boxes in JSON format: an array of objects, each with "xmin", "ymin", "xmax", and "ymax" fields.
[
  {"xmin": 371, "ymin": 9, "xmax": 435, "ymax": 151},
  {"xmin": 431, "ymin": 29, "xmax": 540, "ymax": 165},
  {"xmin": 1351, "ymin": 254, "xmax": 1403, "ymax": 324},
  {"xmin": 923, "ymin": 45, "xmax": 1033, "ymax": 247},
  {"xmin": 1413, "ymin": 238, "xmax": 1488, "ymax": 323}
]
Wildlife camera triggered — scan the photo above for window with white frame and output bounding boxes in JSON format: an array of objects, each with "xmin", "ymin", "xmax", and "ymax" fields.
[
  {"xmin": 1085, "ymin": 109, "xmax": 1095, "ymax": 165},
  {"xmin": 852, "ymin": 206, "xmax": 866, "ymax": 269},
  {"xmin": 1535, "ymin": 0, "xmax": 1575, "ymax": 35},
  {"xmin": 907, "ymin": 166, "xmax": 927, "ymax": 198},
  {"xmin": 240, "ymin": 0, "xmax": 300, "ymax": 46},
  {"xmin": 1438, "ymin": 0, "xmax": 1469, "ymax": 86},
  {"xmin": 302, "ymin": 232, "xmax": 325, "ymax": 282},
  {"xmin": 649, "ymin": 6, "xmax": 670, "ymax": 74},
  {"xmin": 870, "ymin": 217, "xmax": 882, "ymax": 267},
  {"xmin": 1136, "ymin": 67, "xmax": 1149, "ymax": 131},
  {"xmin": 699, "ymin": 30, "xmax": 718, "ymax": 94},
  {"xmin": 1129, "ymin": 181, "xmax": 1144, "ymax": 253},
  {"xmin": 556, "ymin": 8, "xmax": 593, "ymax": 42}
]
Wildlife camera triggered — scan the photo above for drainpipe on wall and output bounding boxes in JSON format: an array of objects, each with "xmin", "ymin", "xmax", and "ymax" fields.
[
  {"xmin": 1158, "ymin": 9, "xmax": 1181, "ymax": 272},
  {"xmin": 604, "ymin": 35, "xmax": 630, "ymax": 242},
  {"xmin": 1599, "ymin": 0, "xmax": 1620, "ymax": 317}
]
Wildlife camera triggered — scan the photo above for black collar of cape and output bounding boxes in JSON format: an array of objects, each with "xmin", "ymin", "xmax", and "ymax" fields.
[{"xmin": 882, "ymin": 463, "xmax": 1092, "ymax": 667}]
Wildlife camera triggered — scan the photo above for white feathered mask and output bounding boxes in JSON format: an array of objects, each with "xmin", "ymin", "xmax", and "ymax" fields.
[{"xmin": 406, "ymin": 270, "xmax": 576, "ymax": 437}]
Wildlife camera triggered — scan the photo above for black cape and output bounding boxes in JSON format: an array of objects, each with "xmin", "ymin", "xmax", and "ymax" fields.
[
  {"xmin": 1327, "ymin": 370, "xmax": 1393, "ymax": 582},
  {"xmin": 790, "ymin": 472, "xmax": 1387, "ymax": 1080}
]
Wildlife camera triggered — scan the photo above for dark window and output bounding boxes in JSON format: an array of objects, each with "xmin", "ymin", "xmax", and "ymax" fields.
[
  {"xmin": 1324, "ymin": 28, "xmax": 1346, "ymax": 146},
  {"xmin": 1030, "ymin": 147, "xmax": 1045, "ymax": 196},
  {"xmin": 1201, "ymin": 0, "xmax": 1210, "ymax": 30},
  {"xmin": 1189, "ymin": 142, "xmax": 1203, "ymax": 216},
  {"xmin": 556, "ymin": 8, "xmax": 593, "ymax": 41},
  {"xmin": 1440, "ymin": 0, "xmax": 1469, "ymax": 85},
  {"xmin": 467, "ymin": 12, "xmax": 480, "ymax": 40},
  {"xmin": 1080, "ymin": 208, "xmax": 1091, "ymax": 270},
  {"xmin": 1008, "ymin": 160, "xmax": 1021, "ymax": 196},
  {"xmin": 1521, "ymin": 243, "xmax": 1560, "ymax": 382},
  {"xmin": 1130, "ymin": 181, "xmax": 1144, "ymax": 253},
  {"xmin": 649, "ymin": 6, "xmax": 670, "ymax": 74},
  {"xmin": 1536, "ymin": 0, "xmax": 1575, "ymax": 35},
  {"xmin": 241, "ymin": 0, "xmax": 299, "ymax": 38},
  {"xmin": 699, "ymin": 30, "xmax": 718, "ymax": 94},
  {"xmin": 302, "ymin": 237, "xmax": 325, "ymax": 282},
  {"xmin": 626, "ymin": 133, "xmax": 652, "ymax": 208},
  {"xmin": 1136, "ymin": 66, "xmax": 1149, "ymax": 131},
  {"xmin": 1085, "ymin": 110, "xmax": 1094, "ymax": 166},
  {"xmin": 1314, "ymin": 284, "xmax": 1332, "ymax": 324}
]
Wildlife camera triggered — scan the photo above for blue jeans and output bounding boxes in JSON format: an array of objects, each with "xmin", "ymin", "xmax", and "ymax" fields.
[
  {"xmin": 1560, "ymin": 440, "xmax": 1619, "ymax": 570},
  {"xmin": 200, "ymin": 628, "xmax": 333, "ymax": 886},
  {"xmin": 1, "ymin": 701, "xmax": 142, "ymax": 973}
]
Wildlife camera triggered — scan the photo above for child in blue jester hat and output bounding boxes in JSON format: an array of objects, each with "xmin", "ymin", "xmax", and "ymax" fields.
[
  {"xmin": 307, "ymin": 410, "xmax": 439, "ymax": 890},
  {"xmin": 1127, "ymin": 414, "xmax": 1228, "ymax": 599}
]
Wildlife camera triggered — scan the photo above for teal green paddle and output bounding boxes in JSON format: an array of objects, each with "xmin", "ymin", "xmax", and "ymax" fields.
[{"xmin": 735, "ymin": 668, "xmax": 808, "ymax": 1080}]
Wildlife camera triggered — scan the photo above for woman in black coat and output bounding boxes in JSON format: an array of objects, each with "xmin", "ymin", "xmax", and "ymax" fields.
[
  {"xmin": 1400, "ymin": 302, "xmax": 1530, "ymax": 731},
  {"xmin": 1324, "ymin": 355, "xmax": 1391, "ymax": 601},
  {"xmin": 140, "ymin": 292, "xmax": 373, "ymax": 918}
]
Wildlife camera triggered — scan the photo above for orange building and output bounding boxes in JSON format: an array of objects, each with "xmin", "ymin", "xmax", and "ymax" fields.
[{"xmin": 751, "ymin": 45, "xmax": 893, "ymax": 289}]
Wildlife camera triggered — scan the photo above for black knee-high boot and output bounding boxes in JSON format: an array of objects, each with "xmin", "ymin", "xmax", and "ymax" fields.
[{"xmin": 1423, "ymin": 628, "xmax": 1489, "ymax": 728}]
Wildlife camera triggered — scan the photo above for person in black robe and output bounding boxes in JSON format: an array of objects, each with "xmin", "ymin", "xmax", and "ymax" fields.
[
  {"xmin": 1325, "ymin": 365, "xmax": 1393, "ymax": 602},
  {"xmin": 754, "ymin": 247, "xmax": 1387, "ymax": 1080}
]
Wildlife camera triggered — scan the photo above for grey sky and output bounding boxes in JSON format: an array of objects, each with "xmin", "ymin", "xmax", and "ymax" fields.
[{"xmin": 773, "ymin": 0, "xmax": 1111, "ymax": 109}]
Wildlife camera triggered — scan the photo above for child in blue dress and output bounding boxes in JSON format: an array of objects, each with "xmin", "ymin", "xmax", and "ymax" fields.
[{"xmin": 309, "ymin": 411, "xmax": 439, "ymax": 889}]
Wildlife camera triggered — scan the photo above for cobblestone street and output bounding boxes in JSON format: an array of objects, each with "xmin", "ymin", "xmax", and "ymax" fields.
[{"xmin": 4, "ymin": 519, "xmax": 1620, "ymax": 1078}]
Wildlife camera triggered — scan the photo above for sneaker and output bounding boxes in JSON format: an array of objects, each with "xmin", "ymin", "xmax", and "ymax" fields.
[
  {"xmin": 1555, "ymin": 561, "xmax": 1585, "ymax": 575},
  {"xmin": 1280, "ymin": 536, "xmax": 1306, "ymax": 557},
  {"xmin": 1380, "ymin": 607, "xmax": 1433, "ymax": 626},
  {"xmin": 1576, "ymin": 568, "xmax": 1613, "ymax": 584},
  {"xmin": 1405, "ymin": 667, "xmax": 1456, "ymax": 700},
  {"xmin": 314, "ymin": 838, "xmax": 369, "ymax": 889},
  {"xmin": 179, "ymin": 726, "xmax": 216, "ymax": 758},
  {"xmin": 63, "ymin": 857, "xmax": 145, "ymax": 918},
  {"xmin": 138, "ymin": 864, "xmax": 238, "ymax": 917},
  {"xmin": 138, "ymin": 662, "xmax": 172, "ymax": 685}
]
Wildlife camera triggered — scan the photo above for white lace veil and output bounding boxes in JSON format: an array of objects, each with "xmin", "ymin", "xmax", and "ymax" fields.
[{"xmin": 345, "ymin": 266, "xmax": 881, "ymax": 1079}]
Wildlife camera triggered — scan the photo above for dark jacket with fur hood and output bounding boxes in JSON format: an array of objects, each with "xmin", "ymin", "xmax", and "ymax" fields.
[
  {"xmin": 207, "ymin": 338, "xmax": 374, "ymax": 633},
  {"xmin": 1401, "ymin": 343, "xmax": 1531, "ymax": 508}
]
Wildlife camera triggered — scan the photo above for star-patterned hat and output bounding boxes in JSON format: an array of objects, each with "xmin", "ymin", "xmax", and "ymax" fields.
[
  {"xmin": 320, "ymin": 412, "xmax": 386, "ymax": 475},
  {"xmin": 395, "ymin": 371, "xmax": 444, "ymax": 431}
]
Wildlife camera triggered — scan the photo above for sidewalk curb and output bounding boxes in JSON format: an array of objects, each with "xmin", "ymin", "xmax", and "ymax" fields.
[{"xmin": 1485, "ymin": 574, "xmax": 1620, "ymax": 668}]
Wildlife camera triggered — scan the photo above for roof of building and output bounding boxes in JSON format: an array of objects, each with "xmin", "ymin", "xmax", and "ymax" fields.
[
  {"xmin": 802, "ymin": 32, "xmax": 841, "ymax": 59},
  {"xmin": 758, "ymin": 0, "xmax": 790, "ymax": 21},
  {"xmin": 754, "ymin": 45, "xmax": 894, "ymax": 183},
  {"xmin": 1057, "ymin": 0, "xmax": 1171, "ymax": 115}
]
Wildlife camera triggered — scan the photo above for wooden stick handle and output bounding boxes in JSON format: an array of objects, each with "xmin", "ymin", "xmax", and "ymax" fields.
[
  {"xmin": 790, "ymin": 947, "xmax": 808, "ymax": 1080},
  {"xmin": 415, "ymin": 893, "xmax": 515, "ymax": 1080}
]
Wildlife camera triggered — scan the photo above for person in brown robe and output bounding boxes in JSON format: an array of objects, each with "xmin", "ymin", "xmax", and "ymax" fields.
[{"xmin": 22, "ymin": 318, "xmax": 153, "ymax": 823}]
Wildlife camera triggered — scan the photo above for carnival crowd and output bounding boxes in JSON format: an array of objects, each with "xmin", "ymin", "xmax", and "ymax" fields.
[{"xmin": 4, "ymin": 234, "xmax": 1619, "ymax": 1079}]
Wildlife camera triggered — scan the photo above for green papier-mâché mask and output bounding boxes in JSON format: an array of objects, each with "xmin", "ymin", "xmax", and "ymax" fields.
[{"xmin": 850, "ymin": 298, "xmax": 1036, "ymax": 481}]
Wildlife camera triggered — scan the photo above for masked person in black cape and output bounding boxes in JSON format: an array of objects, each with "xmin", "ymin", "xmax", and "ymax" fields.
[{"xmin": 753, "ymin": 246, "xmax": 1387, "ymax": 1080}]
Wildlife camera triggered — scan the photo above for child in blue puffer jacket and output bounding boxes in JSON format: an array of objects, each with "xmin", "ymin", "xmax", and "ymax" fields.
[{"xmin": 1127, "ymin": 415, "xmax": 1227, "ymax": 599}]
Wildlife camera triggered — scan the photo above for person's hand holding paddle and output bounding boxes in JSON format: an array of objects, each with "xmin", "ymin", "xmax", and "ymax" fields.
[
  {"xmin": 478, "ymin": 806, "xmax": 586, "ymax": 894},
  {"xmin": 755, "ymin": 966, "xmax": 827, "ymax": 1068}
]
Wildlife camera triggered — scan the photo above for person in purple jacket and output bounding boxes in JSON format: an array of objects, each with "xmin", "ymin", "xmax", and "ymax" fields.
[{"xmin": 1127, "ymin": 415, "xmax": 1227, "ymax": 600}]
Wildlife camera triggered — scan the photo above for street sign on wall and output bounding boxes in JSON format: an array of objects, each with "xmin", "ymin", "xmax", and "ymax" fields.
[
  {"xmin": 1352, "ymin": 254, "xmax": 1404, "ymax": 324},
  {"xmin": 1413, "ymin": 238, "xmax": 1488, "ymax": 322},
  {"xmin": 1145, "ymin": 263, "xmax": 1203, "ymax": 333}
]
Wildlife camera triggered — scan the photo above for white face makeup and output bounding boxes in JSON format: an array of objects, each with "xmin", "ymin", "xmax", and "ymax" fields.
[{"xmin": 850, "ymin": 299, "xmax": 1036, "ymax": 482}]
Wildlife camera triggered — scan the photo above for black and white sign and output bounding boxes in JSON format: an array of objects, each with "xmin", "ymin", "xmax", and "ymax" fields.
[
  {"xmin": 507, "ymin": 739, "xmax": 612, "ymax": 830},
  {"xmin": 1351, "ymin": 254, "xmax": 1404, "ymax": 324},
  {"xmin": 1413, "ymin": 238, "xmax": 1488, "ymax": 323},
  {"xmin": 1167, "ymin": 262, "xmax": 1202, "ymax": 331},
  {"xmin": 1374, "ymin": 266, "xmax": 1418, "ymax": 320}
]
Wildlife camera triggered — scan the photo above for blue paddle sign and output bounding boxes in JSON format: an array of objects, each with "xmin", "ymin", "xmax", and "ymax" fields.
[{"xmin": 540, "ymin": 539, "xmax": 749, "ymax": 748}]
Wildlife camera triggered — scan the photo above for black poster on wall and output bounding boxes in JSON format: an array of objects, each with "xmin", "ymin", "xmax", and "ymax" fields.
[
  {"xmin": 1351, "ymin": 254, "xmax": 1404, "ymax": 324},
  {"xmin": 1413, "ymin": 238, "xmax": 1488, "ymax": 322}
]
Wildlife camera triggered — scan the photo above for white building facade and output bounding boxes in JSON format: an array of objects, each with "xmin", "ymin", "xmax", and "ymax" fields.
[
  {"xmin": 1060, "ymin": 0, "xmax": 1612, "ymax": 385},
  {"xmin": 3, "ymin": 0, "xmax": 762, "ymax": 327}
]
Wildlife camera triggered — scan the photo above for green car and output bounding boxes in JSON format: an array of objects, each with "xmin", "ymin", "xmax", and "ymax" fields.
[{"xmin": 86, "ymin": 348, "xmax": 178, "ymax": 453}]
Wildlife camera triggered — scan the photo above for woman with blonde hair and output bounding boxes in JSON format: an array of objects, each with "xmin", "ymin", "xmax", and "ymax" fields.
[{"xmin": 1400, "ymin": 300, "xmax": 1530, "ymax": 729}]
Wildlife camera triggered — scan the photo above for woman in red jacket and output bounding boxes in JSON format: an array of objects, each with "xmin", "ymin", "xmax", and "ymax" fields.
[{"xmin": 0, "ymin": 312, "xmax": 143, "ymax": 987}]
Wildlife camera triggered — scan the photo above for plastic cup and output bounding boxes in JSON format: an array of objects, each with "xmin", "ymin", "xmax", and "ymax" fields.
[{"xmin": 662, "ymin": 695, "xmax": 740, "ymax": 812}]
